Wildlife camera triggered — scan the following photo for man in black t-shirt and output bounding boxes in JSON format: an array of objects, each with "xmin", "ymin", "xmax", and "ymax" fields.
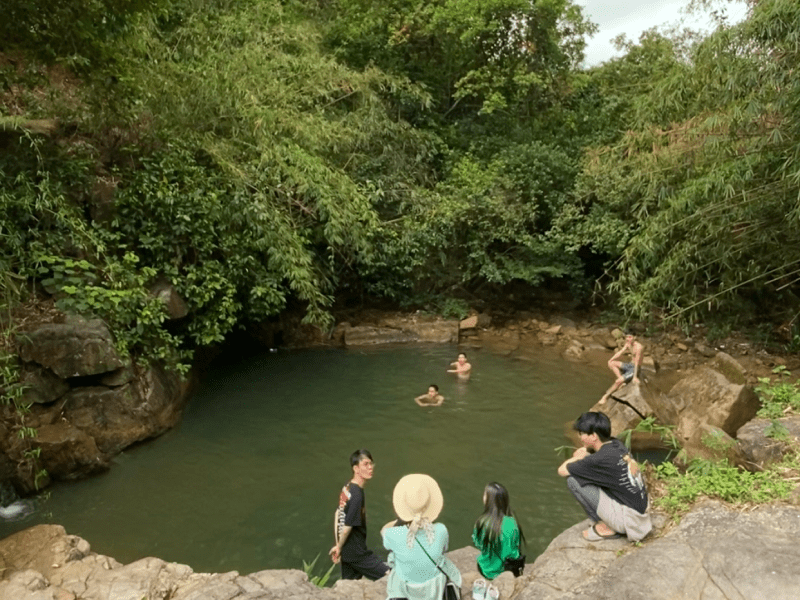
[
  {"xmin": 558, "ymin": 412, "xmax": 652, "ymax": 542},
  {"xmin": 329, "ymin": 449, "xmax": 389, "ymax": 580}
]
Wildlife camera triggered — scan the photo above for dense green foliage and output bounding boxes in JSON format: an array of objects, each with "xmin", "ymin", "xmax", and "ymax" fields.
[{"xmin": 2, "ymin": 0, "xmax": 800, "ymax": 368}]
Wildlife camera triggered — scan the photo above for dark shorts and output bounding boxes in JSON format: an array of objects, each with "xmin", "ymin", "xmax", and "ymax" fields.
[{"xmin": 341, "ymin": 552, "xmax": 389, "ymax": 581}]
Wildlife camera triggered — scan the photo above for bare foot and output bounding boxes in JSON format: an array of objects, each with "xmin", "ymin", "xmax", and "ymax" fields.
[{"xmin": 598, "ymin": 396, "xmax": 607, "ymax": 405}]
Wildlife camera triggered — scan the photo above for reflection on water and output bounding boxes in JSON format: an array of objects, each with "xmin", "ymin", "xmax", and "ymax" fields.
[{"xmin": 1, "ymin": 345, "xmax": 609, "ymax": 575}]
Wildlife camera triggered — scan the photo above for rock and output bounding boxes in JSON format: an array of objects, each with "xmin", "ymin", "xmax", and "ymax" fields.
[
  {"xmin": 4, "ymin": 505, "xmax": 800, "ymax": 600},
  {"xmin": 17, "ymin": 317, "xmax": 124, "ymax": 379},
  {"xmin": 537, "ymin": 332, "xmax": 557, "ymax": 346},
  {"xmin": 460, "ymin": 315, "xmax": 478, "ymax": 329},
  {"xmin": 695, "ymin": 343, "xmax": 717, "ymax": 357},
  {"xmin": 475, "ymin": 313, "xmax": 492, "ymax": 328},
  {"xmin": 61, "ymin": 365, "xmax": 189, "ymax": 456},
  {"xmin": 149, "ymin": 279, "xmax": 189, "ymax": 320},
  {"xmin": 653, "ymin": 366, "xmax": 760, "ymax": 447},
  {"xmin": 36, "ymin": 422, "xmax": 109, "ymax": 479},
  {"xmin": 592, "ymin": 328, "xmax": 617, "ymax": 349},
  {"xmin": 545, "ymin": 325, "xmax": 562, "ymax": 335},
  {"xmin": 562, "ymin": 340, "xmax": 585, "ymax": 360},
  {"xmin": 99, "ymin": 363, "xmax": 135, "ymax": 387},
  {"xmin": 344, "ymin": 318, "xmax": 459, "ymax": 346},
  {"xmin": 20, "ymin": 365, "xmax": 69, "ymax": 405},
  {"xmin": 711, "ymin": 351, "xmax": 747, "ymax": 385},
  {"xmin": 737, "ymin": 416, "xmax": 800, "ymax": 468},
  {"xmin": 519, "ymin": 502, "xmax": 800, "ymax": 600}
]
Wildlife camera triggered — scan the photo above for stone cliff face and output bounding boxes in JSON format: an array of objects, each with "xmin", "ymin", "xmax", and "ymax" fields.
[
  {"xmin": 1, "ymin": 315, "xmax": 193, "ymax": 494},
  {"xmin": 2, "ymin": 501, "xmax": 799, "ymax": 600}
]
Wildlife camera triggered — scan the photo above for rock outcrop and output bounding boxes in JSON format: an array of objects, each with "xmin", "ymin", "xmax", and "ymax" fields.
[
  {"xmin": 3, "ymin": 501, "xmax": 800, "ymax": 600},
  {"xmin": 2, "ymin": 317, "xmax": 192, "ymax": 493}
]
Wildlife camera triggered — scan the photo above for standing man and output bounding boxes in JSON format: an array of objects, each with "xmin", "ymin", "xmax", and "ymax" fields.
[
  {"xmin": 557, "ymin": 412, "xmax": 652, "ymax": 541},
  {"xmin": 600, "ymin": 332, "xmax": 643, "ymax": 404},
  {"xmin": 330, "ymin": 449, "xmax": 389, "ymax": 580}
]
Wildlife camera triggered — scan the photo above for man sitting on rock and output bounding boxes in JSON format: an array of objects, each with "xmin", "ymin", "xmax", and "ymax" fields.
[
  {"xmin": 557, "ymin": 411, "xmax": 652, "ymax": 542},
  {"xmin": 600, "ymin": 332, "xmax": 643, "ymax": 404}
]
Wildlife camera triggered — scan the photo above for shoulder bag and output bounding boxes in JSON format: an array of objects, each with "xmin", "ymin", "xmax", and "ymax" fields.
[{"xmin": 417, "ymin": 537, "xmax": 461, "ymax": 600}]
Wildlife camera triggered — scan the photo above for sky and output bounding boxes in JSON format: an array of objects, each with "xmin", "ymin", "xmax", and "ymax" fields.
[{"xmin": 578, "ymin": 0, "xmax": 750, "ymax": 66}]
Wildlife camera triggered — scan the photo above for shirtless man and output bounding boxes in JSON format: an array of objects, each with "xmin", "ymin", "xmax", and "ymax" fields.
[
  {"xmin": 600, "ymin": 333, "xmax": 643, "ymax": 404},
  {"xmin": 415, "ymin": 384, "xmax": 444, "ymax": 407},
  {"xmin": 447, "ymin": 352, "xmax": 471, "ymax": 376}
]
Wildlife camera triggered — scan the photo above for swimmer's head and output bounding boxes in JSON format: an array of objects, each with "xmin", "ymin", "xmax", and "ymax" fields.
[
  {"xmin": 428, "ymin": 384, "xmax": 439, "ymax": 395},
  {"xmin": 457, "ymin": 353, "xmax": 467, "ymax": 363}
]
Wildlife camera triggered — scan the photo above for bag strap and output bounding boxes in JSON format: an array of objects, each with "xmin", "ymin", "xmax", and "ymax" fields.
[{"xmin": 415, "ymin": 536, "xmax": 450, "ymax": 582}]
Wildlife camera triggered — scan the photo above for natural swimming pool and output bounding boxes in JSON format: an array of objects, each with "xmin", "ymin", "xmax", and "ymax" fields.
[{"xmin": 3, "ymin": 344, "xmax": 609, "ymax": 576}]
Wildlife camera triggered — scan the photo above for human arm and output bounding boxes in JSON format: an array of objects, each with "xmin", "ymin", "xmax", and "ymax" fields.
[
  {"xmin": 433, "ymin": 395, "xmax": 444, "ymax": 406},
  {"xmin": 329, "ymin": 526, "xmax": 352, "ymax": 563},
  {"xmin": 414, "ymin": 395, "xmax": 427, "ymax": 406},
  {"xmin": 557, "ymin": 447, "xmax": 589, "ymax": 477}
]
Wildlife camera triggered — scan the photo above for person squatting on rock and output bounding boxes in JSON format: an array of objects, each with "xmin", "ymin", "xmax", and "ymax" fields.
[
  {"xmin": 381, "ymin": 474, "xmax": 462, "ymax": 600},
  {"xmin": 600, "ymin": 332, "xmax": 643, "ymax": 404},
  {"xmin": 557, "ymin": 412, "xmax": 652, "ymax": 542},
  {"xmin": 330, "ymin": 449, "xmax": 389, "ymax": 580},
  {"xmin": 472, "ymin": 482, "xmax": 525, "ymax": 581}
]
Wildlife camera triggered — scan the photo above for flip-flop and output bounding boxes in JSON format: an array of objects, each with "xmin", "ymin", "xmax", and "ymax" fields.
[{"xmin": 583, "ymin": 524, "xmax": 623, "ymax": 541}]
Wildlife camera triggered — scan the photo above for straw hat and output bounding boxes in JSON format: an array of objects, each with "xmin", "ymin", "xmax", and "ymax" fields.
[{"xmin": 392, "ymin": 474, "xmax": 443, "ymax": 522}]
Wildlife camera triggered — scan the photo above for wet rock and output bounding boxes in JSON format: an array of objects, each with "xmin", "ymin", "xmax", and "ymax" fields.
[
  {"xmin": 99, "ymin": 363, "xmax": 135, "ymax": 387},
  {"xmin": 17, "ymin": 317, "xmax": 124, "ymax": 379},
  {"xmin": 344, "ymin": 326, "xmax": 418, "ymax": 345},
  {"xmin": 36, "ymin": 422, "xmax": 109, "ymax": 479}
]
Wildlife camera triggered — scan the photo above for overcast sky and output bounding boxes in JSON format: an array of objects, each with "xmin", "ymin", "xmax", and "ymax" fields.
[{"xmin": 578, "ymin": 0, "xmax": 750, "ymax": 66}]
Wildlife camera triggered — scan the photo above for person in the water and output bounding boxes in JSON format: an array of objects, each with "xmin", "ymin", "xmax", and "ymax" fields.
[
  {"xmin": 415, "ymin": 384, "xmax": 444, "ymax": 407},
  {"xmin": 447, "ymin": 352, "xmax": 471, "ymax": 376}
]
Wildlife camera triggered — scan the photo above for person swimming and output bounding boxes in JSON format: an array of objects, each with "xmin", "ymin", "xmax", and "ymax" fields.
[
  {"xmin": 447, "ymin": 353, "xmax": 471, "ymax": 377},
  {"xmin": 415, "ymin": 384, "xmax": 444, "ymax": 407}
]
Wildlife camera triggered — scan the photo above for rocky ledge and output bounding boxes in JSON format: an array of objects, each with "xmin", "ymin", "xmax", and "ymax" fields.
[{"xmin": 2, "ymin": 501, "xmax": 799, "ymax": 600}]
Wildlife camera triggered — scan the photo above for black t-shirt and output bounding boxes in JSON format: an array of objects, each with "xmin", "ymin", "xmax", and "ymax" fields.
[
  {"xmin": 567, "ymin": 439, "xmax": 649, "ymax": 514},
  {"xmin": 337, "ymin": 482, "xmax": 369, "ymax": 561}
]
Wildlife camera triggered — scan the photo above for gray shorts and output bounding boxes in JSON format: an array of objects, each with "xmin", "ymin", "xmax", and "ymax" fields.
[{"xmin": 620, "ymin": 363, "xmax": 635, "ymax": 382}]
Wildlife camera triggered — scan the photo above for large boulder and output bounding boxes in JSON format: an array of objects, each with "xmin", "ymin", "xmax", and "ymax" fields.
[
  {"xmin": 737, "ymin": 415, "xmax": 800, "ymax": 468},
  {"xmin": 16, "ymin": 317, "xmax": 124, "ymax": 379},
  {"xmin": 518, "ymin": 502, "xmax": 800, "ymax": 600},
  {"xmin": 652, "ymin": 364, "xmax": 760, "ymax": 459},
  {"xmin": 60, "ymin": 365, "xmax": 190, "ymax": 456}
]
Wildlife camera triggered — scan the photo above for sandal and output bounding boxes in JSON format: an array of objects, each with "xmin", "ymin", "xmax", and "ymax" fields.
[{"xmin": 583, "ymin": 524, "xmax": 623, "ymax": 541}]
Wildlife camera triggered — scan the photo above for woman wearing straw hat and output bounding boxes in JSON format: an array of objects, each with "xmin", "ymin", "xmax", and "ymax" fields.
[{"xmin": 381, "ymin": 474, "xmax": 462, "ymax": 600}]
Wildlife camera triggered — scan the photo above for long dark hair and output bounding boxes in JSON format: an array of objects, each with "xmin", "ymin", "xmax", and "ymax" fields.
[{"xmin": 474, "ymin": 482, "xmax": 525, "ymax": 551}]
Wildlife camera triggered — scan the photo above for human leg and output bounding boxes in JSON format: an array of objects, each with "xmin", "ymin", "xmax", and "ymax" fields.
[
  {"xmin": 345, "ymin": 552, "xmax": 389, "ymax": 581},
  {"xmin": 566, "ymin": 477, "xmax": 601, "ymax": 523},
  {"xmin": 341, "ymin": 561, "xmax": 363, "ymax": 580},
  {"xmin": 600, "ymin": 361, "xmax": 626, "ymax": 404}
]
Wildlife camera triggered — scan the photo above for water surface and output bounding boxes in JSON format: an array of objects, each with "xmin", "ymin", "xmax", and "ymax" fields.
[{"xmin": 3, "ymin": 345, "xmax": 608, "ymax": 576}]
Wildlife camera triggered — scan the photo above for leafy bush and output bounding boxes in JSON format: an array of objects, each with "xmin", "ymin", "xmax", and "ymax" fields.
[
  {"xmin": 754, "ymin": 367, "xmax": 800, "ymax": 419},
  {"xmin": 654, "ymin": 458, "xmax": 794, "ymax": 516}
]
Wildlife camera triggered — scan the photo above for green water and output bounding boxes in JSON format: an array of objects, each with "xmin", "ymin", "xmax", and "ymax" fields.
[{"xmin": 4, "ymin": 345, "xmax": 609, "ymax": 576}]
